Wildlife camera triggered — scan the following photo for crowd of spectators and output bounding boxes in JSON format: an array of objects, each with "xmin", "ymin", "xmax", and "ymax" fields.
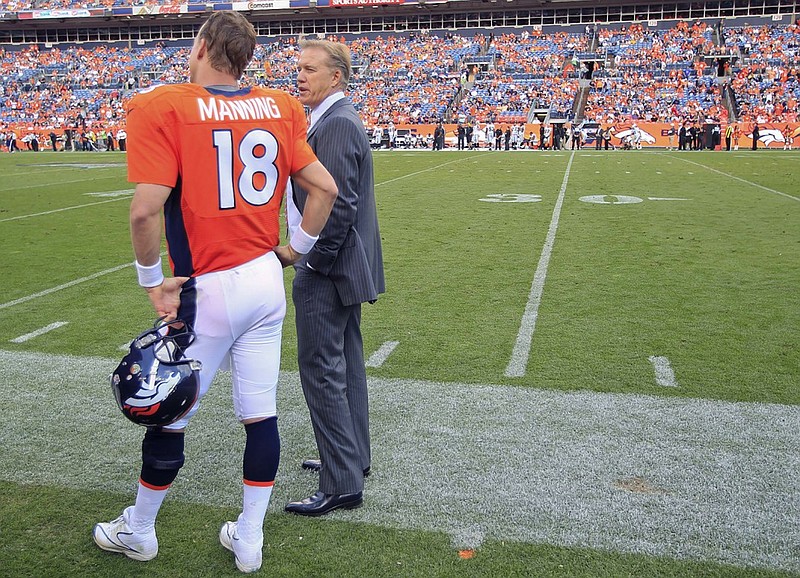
[
  {"xmin": 452, "ymin": 29, "xmax": 583, "ymax": 123},
  {"xmin": 724, "ymin": 23, "xmax": 800, "ymax": 123},
  {"xmin": 1, "ymin": 20, "xmax": 799, "ymax": 149},
  {"xmin": 582, "ymin": 21, "xmax": 733, "ymax": 124}
]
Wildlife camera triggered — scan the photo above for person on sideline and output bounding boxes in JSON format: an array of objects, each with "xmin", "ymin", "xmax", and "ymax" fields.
[
  {"xmin": 284, "ymin": 39, "xmax": 385, "ymax": 517},
  {"xmin": 92, "ymin": 11, "xmax": 336, "ymax": 573},
  {"xmin": 725, "ymin": 122, "xmax": 733, "ymax": 151}
]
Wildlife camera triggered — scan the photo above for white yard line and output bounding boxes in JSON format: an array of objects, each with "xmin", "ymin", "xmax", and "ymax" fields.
[
  {"xmin": 0, "ymin": 196, "xmax": 131, "ymax": 223},
  {"xmin": 376, "ymin": 152, "xmax": 495, "ymax": 188},
  {"xmin": 505, "ymin": 151, "xmax": 575, "ymax": 378},
  {"xmin": 648, "ymin": 355, "xmax": 679, "ymax": 387},
  {"xmin": 0, "ymin": 250, "xmax": 168, "ymax": 311},
  {"xmin": 668, "ymin": 154, "xmax": 800, "ymax": 202},
  {"xmin": 10, "ymin": 322, "xmax": 69, "ymax": 343},
  {"xmin": 0, "ymin": 261, "xmax": 133, "ymax": 310},
  {"xmin": 0, "ymin": 174, "xmax": 121, "ymax": 193},
  {"xmin": 365, "ymin": 341, "xmax": 400, "ymax": 367}
]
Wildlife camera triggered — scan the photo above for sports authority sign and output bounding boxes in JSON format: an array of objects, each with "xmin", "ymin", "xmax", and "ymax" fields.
[{"xmin": 330, "ymin": 0, "xmax": 404, "ymax": 5}]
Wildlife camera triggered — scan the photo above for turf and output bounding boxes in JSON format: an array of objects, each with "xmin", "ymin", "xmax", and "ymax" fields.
[{"xmin": 0, "ymin": 148, "xmax": 798, "ymax": 576}]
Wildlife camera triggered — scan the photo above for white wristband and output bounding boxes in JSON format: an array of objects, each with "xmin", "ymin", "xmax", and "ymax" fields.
[
  {"xmin": 289, "ymin": 226, "xmax": 319, "ymax": 255},
  {"xmin": 135, "ymin": 258, "xmax": 165, "ymax": 288}
]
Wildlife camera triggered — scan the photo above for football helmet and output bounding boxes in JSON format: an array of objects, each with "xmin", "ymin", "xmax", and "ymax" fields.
[{"xmin": 111, "ymin": 317, "xmax": 202, "ymax": 427}]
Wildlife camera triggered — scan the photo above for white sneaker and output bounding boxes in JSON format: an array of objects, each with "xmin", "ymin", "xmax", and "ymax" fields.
[
  {"xmin": 93, "ymin": 506, "xmax": 158, "ymax": 561},
  {"xmin": 219, "ymin": 520, "xmax": 263, "ymax": 573}
]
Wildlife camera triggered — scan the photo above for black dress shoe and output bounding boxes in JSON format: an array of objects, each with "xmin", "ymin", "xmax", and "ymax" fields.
[
  {"xmin": 301, "ymin": 458, "xmax": 371, "ymax": 477},
  {"xmin": 284, "ymin": 491, "xmax": 363, "ymax": 516}
]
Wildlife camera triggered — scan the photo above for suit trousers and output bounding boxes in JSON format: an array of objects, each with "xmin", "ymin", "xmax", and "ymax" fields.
[{"xmin": 293, "ymin": 267, "xmax": 370, "ymax": 495}]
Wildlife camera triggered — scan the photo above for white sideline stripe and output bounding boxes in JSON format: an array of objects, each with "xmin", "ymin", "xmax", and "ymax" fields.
[
  {"xmin": 0, "ymin": 261, "xmax": 133, "ymax": 310},
  {"xmin": 668, "ymin": 155, "xmax": 800, "ymax": 202},
  {"xmin": 649, "ymin": 355, "xmax": 679, "ymax": 387},
  {"xmin": 376, "ymin": 152, "xmax": 494, "ymax": 188},
  {"xmin": 505, "ymin": 151, "xmax": 575, "ymax": 377},
  {"xmin": 365, "ymin": 340, "xmax": 399, "ymax": 367},
  {"xmin": 10, "ymin": 321, "xmax": 68, "ymax": 343},
  {"xmin": 1, "ymin": 349, "xmax": 799, "ymax": 573},
  {"xmin": 0, "ymin": 196, "xmax": 131, "ymax": 223}
]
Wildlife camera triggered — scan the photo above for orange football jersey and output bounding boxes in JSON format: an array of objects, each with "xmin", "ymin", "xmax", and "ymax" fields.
[{"xmin": 125, "ymin": 83, "xmax": 316, "ymax": 276}]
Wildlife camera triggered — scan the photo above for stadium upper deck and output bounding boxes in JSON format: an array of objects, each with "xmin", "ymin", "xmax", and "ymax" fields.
[
  {"xmin": 1, "ymin": 0, "xmax": 799, "ymax": 44},
  {"xmin": 0, "ymin": 1, "xmax": 798, "ymax": 147}
]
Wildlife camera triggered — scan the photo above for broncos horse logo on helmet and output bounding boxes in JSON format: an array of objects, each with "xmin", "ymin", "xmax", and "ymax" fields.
[{"xmin": 111, "ymin": 317, "xmax": 202, "ymax": 427}]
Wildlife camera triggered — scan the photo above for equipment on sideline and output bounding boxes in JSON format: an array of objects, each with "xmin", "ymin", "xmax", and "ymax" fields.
[{"xmin": 111, "ymin": 317, "xmax": 202, "ymax": 427}]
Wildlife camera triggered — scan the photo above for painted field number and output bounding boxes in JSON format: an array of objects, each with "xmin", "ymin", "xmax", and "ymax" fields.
[
  {"xmin": 579, "ymin": 195, "xmax": 643, "ymax": 205},
  {"xmin": 580, "ymin": 195, "xmax": 690, "ymax": 205},
  {"xmin": 480, "ymin": 194, "xmax": 542, "ymax": 203}
]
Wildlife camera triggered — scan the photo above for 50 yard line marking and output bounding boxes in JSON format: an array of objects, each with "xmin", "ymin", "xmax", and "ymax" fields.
[{"xmin": 505, "ymin": 151, "xmax": 575, "ymax": 378}]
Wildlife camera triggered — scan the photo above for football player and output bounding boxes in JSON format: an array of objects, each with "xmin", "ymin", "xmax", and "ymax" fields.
[{"xmin": 92, "ymin": 11, "xmax": 337, "ymax": 573}]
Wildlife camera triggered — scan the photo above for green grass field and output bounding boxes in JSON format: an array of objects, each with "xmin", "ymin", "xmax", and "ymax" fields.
[{"xmin": 0, "ymin": 149, "xmax": 798, "ymax": 577}]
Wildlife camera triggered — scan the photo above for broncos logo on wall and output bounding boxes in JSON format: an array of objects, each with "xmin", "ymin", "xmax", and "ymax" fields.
[
  {"xmin": 751, "ymin": 127, "xmax": 785, "ymax": 146},
  {"xmin": 748, "ymin": 123, "xmax": 800, "ymax": 146},
  {"xmin": 612, "ymin": 124, "xmax": 657, "ymax": 145}
]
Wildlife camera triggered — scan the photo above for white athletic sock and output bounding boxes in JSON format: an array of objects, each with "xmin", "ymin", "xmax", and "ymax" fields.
[
  {"xmin": 238, "ymin": 481, "xmax": 273, "ymax": 543},
  {"xmin": 130, "ymin": 482, "xmax": 169, "ymax": 532}
]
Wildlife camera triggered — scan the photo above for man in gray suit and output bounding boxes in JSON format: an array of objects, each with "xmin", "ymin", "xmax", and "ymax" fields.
[{"xmin": 281, "ymin": 39, "xmax": 385, "ymax": 517}]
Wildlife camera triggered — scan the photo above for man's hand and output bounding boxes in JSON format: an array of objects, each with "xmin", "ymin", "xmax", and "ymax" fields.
[
  {"xmin": 274, "ymin": 244, "xmax": 302, "ymax": 268},
  {"xmin": 144, "ymin": 276, "xmax": 189, "ymax": 321}
]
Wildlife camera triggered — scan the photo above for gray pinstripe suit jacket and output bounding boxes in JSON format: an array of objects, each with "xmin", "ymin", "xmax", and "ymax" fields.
[{"xmin": 293, "ymin": 97, "xmax": 385, "ymax": 305}]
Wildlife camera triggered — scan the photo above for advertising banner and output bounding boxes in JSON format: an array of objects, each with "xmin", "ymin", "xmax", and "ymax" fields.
[{"xmin": 330, "ymin": 0, "xmax": 405, "ymax": 6}]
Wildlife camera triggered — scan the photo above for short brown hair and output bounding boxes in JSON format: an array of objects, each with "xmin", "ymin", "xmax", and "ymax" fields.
[
  {"xmin": 197, "ymin": 11, "xmax": 256, "ymax": 80},
  {"xmin": 299, "ymin": 39, "xmax": 352, "ymax": 89}
]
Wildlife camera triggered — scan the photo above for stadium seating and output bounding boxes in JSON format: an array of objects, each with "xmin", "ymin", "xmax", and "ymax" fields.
[{"xmin": 0, "ymin": 21, "xmax": 797, "ymax": 137}]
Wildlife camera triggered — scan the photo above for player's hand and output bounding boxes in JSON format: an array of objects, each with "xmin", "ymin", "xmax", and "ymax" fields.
[
  {"xmin": 145, "ymin": 276, "xmax": 189, "ymax": 322},
  {"xmin": 274, "ymin": 244, "xmax": 302, "ymax": 268}
]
